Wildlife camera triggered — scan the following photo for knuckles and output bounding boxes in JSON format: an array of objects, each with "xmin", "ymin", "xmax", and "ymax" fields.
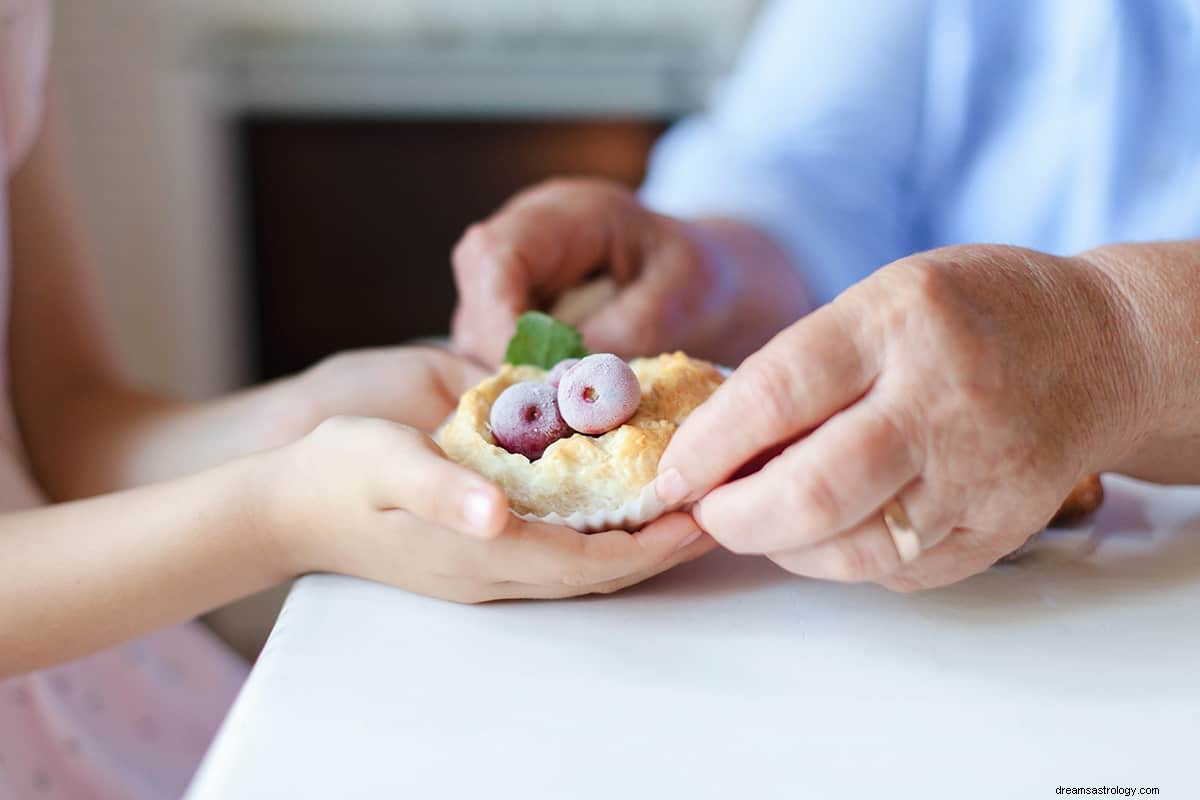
[
  {"xmin": 880, "ymin": 258, "xmax": 982, "ymax": 357},
  {"xmin": 871, "ymin": 254, "xmax": 1032, "ymax": 453},
  {"xmin": 451, "ymin": 222, "xmax": 523, "ymax": 279},
  {"xmin": 534, "ymin": 175, "xmax": 598, "ymax": 198},
  {"xmin": 704, "ymin": 523, "xmax": 762, "ymax": 556},
  {"xmin": 820, "ymin": 539, "xmax": 888, "ymax": 583},
  {"xmin": 309, "ymin": 415, "xmax": 422, "ymax": 453},
  {"xmin": 739, "ymin": 352, "xmax": 802, "ymax": 433},
  {"xmin": 451, "ymin": 223, "xmax": 491, "ymax": 278},
  {"xmin": 558, "ymin": 567, "xmax": 595, "ymax": 587},
  {"xmin": 530, "ymin": 176, "xmax": 631, "ymax": 208},
  {"xmin": 781, "ymin": 469, "xmax": 844, "ymax": 539}
]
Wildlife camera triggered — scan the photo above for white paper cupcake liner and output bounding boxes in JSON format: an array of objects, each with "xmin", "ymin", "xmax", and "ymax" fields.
[{"xmin": 514, "ymin": 480, "xmax": 680, "ymax": 533}]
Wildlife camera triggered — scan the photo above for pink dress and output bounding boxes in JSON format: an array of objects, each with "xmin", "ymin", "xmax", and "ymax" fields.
[{"xmin": 0, "ymin": 3, "xmax": 248, "ymax": 798}]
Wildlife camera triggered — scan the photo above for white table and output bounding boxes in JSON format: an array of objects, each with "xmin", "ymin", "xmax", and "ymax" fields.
[{"xmin": 187, "ymin": 476, "xmax": 1200, "ymax": 799}]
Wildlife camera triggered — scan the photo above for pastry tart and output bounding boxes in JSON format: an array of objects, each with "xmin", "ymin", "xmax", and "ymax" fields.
[{"xmin": 438, "ymin": 350, "xmax": 724, "ymax": 531}]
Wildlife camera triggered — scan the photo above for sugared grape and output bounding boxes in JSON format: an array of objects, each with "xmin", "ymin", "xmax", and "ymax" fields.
[
  {"xmin": 489, "ymin": 381, "xmax": 570, "ymax": 460},
  {"xmin": 556, "ymin": 353, "xmax": 641, "ymax": 435},
  {"xmin": 546, "ymin": 358, "xmax": 581, "ymax": 390}
]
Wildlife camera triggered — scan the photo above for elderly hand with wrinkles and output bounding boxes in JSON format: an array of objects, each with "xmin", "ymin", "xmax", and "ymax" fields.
[{"xmin": 656, "ymin": 242, "xmax": 1200, "ymax": 591}]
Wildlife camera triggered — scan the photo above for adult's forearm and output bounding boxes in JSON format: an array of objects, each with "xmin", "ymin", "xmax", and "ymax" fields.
[
  {"xmin": 1079, "ymin": 240, "xmax": 1200, "ymax": 483},
  {"xmin": 0, "ymin": 455, "xmax": 284, "ymax": 676}
]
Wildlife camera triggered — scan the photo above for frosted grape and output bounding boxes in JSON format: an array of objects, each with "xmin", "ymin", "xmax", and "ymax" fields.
[
  {"xmin": 546, "ymin": 358, "xmax": 581, "ymax": 390},
  {"xmin": 556, "ymin": 354, "xmax": 641, "ymax": 435},
  {"xmin": 489, "ymin": 381, "xmax": 570, "ymax": 460}
]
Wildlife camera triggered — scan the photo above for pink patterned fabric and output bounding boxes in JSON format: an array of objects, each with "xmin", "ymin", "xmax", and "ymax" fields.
[{"xmin": 0, "ymin": 3, "xmax": 247, "ymax": 797}]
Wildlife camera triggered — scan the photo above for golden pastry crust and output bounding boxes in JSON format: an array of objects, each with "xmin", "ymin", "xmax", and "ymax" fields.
[{"xmin": 437, "ymin": 353, "xmax": 724, "ymax": 517}]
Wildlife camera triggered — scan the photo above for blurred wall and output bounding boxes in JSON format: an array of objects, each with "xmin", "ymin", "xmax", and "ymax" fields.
[
  {"xmin": 50, "ymin": 0, "xmax": 757, "ymax": 397},
  {"xmin": 52, "ymin": 0, "xmax": 243, "ymax": 397}
]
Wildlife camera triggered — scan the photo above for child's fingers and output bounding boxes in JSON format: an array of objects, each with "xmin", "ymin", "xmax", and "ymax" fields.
[
  {"xmin": 480, "ymin": 513, "xmax": 703, "ymax": 587},
  {"xmin": 372, "ymin": 423, "xmax": 509, "ymax": 539},
  {"xmin": 417, "ymin": 345, "xmax": 492, "ymax": 398},
  {"xmin": 464, "ymin": 530, "xmax": 717, "ymax": 601},
  {"xmin": 550, "ymin": 528, "xmax": 716, "ymax": 596}
]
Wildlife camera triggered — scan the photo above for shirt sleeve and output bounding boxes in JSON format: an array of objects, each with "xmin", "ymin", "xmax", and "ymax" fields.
[{"xmin": 640, "ymin": 0, "xmax": 933, "ymax": 305}]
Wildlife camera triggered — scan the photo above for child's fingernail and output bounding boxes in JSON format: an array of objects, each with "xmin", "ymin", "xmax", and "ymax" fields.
[
  {"xmin": 676, "ymin": 529, "xmax": 703, "ymax": 551},
  {"xmin": 461, "ymin": 489, "xmax": 498, "ymax": 534},
  {"xmin": 655, "ymin": 468, "xmax": 690, "ymax": 506}
]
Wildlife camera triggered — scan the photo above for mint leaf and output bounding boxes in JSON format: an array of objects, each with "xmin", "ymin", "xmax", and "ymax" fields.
[{"xmin": 504, "ymin": 312, "xmax": 589, "ymax": 369}]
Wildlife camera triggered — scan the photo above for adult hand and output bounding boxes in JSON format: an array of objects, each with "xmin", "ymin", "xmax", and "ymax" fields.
[
  {"xmin": 656, "ymin": 245, "xmax": 1148, "ymax": 591},
  {"xmin": 450, "ymin": 178, "xmax": 809, "ymax": 366}
]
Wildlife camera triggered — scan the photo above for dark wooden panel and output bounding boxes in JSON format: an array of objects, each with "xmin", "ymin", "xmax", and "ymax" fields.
[{"xmin": 241, "ymin": 117, "xmax": 667, "ymax": 380}]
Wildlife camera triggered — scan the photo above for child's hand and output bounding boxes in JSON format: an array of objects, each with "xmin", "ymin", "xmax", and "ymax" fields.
[
  {"xmin": 299, "ymin": 345, "xmax": 489, "ymax": 436},
  {"xmin": 259, "ymin": 416, "xmax": 713, "ymax": 603}
]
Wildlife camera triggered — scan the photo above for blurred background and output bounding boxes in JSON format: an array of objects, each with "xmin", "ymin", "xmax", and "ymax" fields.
[
  {"xmin": 51, "ymin": 0, "xmax": 759, "ymax": 656},
  {"xmin": 53, "ymin": 0, "xmax": 759, "ymax": 397}
]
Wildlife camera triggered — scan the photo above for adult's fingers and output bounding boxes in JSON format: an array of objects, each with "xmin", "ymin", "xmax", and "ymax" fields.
[
  {"xmin": 451, "ymin": 181, "xmax": 640, "ymax": 365},
  {"xmin": 889, "ymin": 476, "xmax": 960, "ymax": 555},
  {"xmin": 548, "ymin": 275, "xmax": 618, "ymax": 328},
  {"xmin": 577, "ymin": 268, "xmax": 678, "ymax": 358},
  {"xmin": 766, "ymin": 471, "xmax": 966, "ymax": 587},
  {"xmin": 450, "ymin": 222, "xmax": 533, "ymax": 365},
  {"xmin": 876, "ymin": 526, "xmax": 1027, "ymax": 593},
  {"xmin": 658, "ymin": 303, "xmax": 880, "ymax": 502},
  {"xmin": 759, "ymin": 473, "xmax": 969, "ymax": 585},
  {"xmin": 692, "ymin": 399, "xmax": 920, "ymax": 554},
  {"xmin": 765, "ymin": 515, "xmax": 905, "ymax": 583},
  {"xmin": 577, "ymin": 219, "xmax": 708, "ymax": 357},
  {"xmin": 767, "ymin": 516, "xmax": 1017, "ymax": 593}
]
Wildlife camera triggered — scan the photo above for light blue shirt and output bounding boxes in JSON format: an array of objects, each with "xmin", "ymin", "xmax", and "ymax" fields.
[{"xmin": 640, "ymin": 0, "xmax": 1200, "ymax": 304}]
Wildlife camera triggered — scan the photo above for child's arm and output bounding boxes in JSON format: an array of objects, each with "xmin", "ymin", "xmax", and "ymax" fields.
[
  {"xmin": 8, "ymin": 98, "xmax": 481, "ymax": 500},
  {"xmin": 1, "ymin": 453, "xmax": 275, "ymax": 675},
  {"xmin": 0, "ymin": 415, "xmax": 710, "ymax": 677}
]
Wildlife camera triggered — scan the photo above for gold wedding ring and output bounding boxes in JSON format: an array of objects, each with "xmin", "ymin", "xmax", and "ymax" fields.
[{"xmin": 882, "ymin": 498, "xmax": 922, "ymax": 564}]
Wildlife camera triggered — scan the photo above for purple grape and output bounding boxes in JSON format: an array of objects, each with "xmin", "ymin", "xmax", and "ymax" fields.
[
  {"xmin": 489, "ymin": 381, "xmax": 570, "ymax": 460},
  {"xmin": 556, "ymin": 353, "xmax": 641, "ymax": 435},
  {"xmin": 546, "ymin": 358, "xmax": 581, "ymax": 390}
]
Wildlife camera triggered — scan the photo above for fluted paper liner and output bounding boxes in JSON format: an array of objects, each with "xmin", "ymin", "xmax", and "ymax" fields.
[{"xmin": 514, "ymin": 479, "xmax": 676, "ymax": 533}]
